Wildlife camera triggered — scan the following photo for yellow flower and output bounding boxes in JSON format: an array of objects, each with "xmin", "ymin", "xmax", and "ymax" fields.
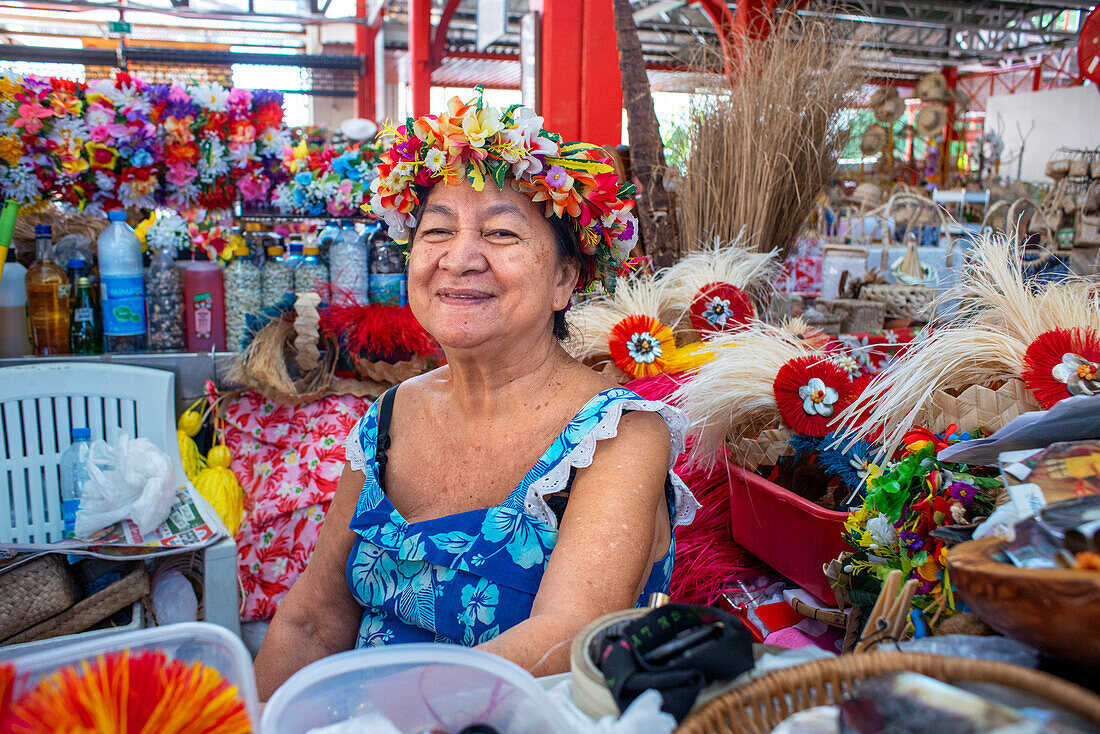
[
  {"xmin": 461, "ymin": 106, "xmax": 504, "ymax": 149},
  {"xmin": 0, "ymin": 76, "xmax": 21, "ymax": 100},
  {"xmin": 60, "ymin": 156, "xmax": 89, "ymax": 176},
  {"xmin": 0, "ymin": 135, "xmax": 22, "ymax": 165},
  {"xmin": 133, "ymin": 215, "xmax": 155, "ymax": 244}
]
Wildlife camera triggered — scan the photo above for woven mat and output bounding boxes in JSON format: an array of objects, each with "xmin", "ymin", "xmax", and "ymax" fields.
[{"xmin": 0, "ymin": 566, "xmax": 149, "ymax": 646}]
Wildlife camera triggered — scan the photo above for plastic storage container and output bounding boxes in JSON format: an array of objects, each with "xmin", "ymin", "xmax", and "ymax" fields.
[
  {"xmin": 145, "ymin": 242, "xmax": 185, "ymax": 352},
  {"xmin": 0, "ymin": 255, "xmax": 29, "ymax": 358},
  {"xmin": 369, "ymin": 233, "xmax": 407, "ymax": 306},
  {"xmin": 261, "ymin": 236, "xmax": 294, "ymax": 308},
  {"xmin": 726, "ymin": 459, "xmax": 850, "ymax": 605},
  {"xmin": 329, "ymin": 223, "xmax": 368, "ymax": 305},
  {"xmin": 224, "ymin": 238, "xmax": 262, "ymax": 351},
  {"xmin": 262, "ymin": 643, "xmax": 569, "ymax": 734},
  {"xmin": 0, "ymin": 622, "xmax": 259, "ymax": 728}
]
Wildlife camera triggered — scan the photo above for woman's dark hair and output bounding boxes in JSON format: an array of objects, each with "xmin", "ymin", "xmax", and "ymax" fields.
[{"xmin": 406, "ymin": 193, "xmax": 583, "ymax": 341}]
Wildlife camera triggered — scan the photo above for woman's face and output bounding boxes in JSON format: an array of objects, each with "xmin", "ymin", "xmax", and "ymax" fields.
[{"xmin": 408, "ymin": 180, "xmax": 577, "ymax": 352}]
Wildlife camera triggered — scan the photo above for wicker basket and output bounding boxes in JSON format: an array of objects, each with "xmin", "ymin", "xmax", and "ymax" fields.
[
  {"xmin": 0, "ymin": 565, "xmax": 149, "ymax": 646},
  {"xmin": 859, "ymin": 284, "xmax": 937, "ymax": 321},
  {"xmin": 728, "ymin": 429, "xmax": 794, "ymax": 472},
  {"xmin": 676, "ymin": 652, "xmax": 1100, "ymax": 734},
  {"xmin": 0, "ymin": 555, "xmax": 79, "ymax": 640},
  {"xmin": 925, "ymin": 379, "xmax": 1041, "ymax": 436}
]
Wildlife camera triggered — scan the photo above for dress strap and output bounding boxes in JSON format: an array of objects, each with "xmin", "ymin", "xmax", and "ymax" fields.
[{"xmin": 375, "ymin": 385, "xmax": 398, "ymax": 493}]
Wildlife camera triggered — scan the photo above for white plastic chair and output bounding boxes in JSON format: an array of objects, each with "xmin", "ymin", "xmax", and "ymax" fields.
[{"xmin": 0, "ymin": 362, "xmax": 240, "ymax": 637}]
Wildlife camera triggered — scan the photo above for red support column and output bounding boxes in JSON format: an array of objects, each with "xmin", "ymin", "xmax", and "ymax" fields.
[
  {"xmin": 536, "ymin": 0, "xmax": 622, "ymax": 146},
  {"xmin": 940, "ymin": 66, "xmax": 958, "ymax": 185},
  {"xmin": 691, "ymin": 0, "xmax": 736, "ymax": 77},
  {"xmin": 734, "ymin": 0, "xmax": 769, "ymax": 42},
  {"xmin": 1032, "ymin": 64, "xmax": 1043, "ymax": 91},
  {"xmin": 408, "ymin": 0, "xmax": 432, "ymax": 118},
  {"xmin": 354, "ymin": 0, "xmax": 377, "ymax": 120}
]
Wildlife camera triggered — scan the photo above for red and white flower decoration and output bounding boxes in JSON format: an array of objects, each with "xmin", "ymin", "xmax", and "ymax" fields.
[
  {"xmin": 608, "ymin": 314, "xmax": 677, "ymax": 379},
  {"xmin": 1021, "ymin": 327, "xmax": 1100, "ymax": 408},
  {"xmin": 773, "ymin": 356, "xmax": 856, "ymax": 437},
  {"xmin": 688, "ymin": 282, "xmax": 754, "ymax": 337}
]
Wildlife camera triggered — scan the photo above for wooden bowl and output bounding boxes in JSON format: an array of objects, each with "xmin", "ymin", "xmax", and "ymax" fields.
[{"xmin": 947, "ymin": 536, "xmax": 1100, "ymax": 668}]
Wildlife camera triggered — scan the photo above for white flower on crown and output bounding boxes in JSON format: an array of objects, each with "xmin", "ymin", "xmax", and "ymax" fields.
[
  {"xmin": 424, "ymin": 147, "xmax": 447, "ymax": 173},
  {"xmin": 602, "ymin": 207, "xmax": 638, "ymax": 262},
  {"xmin": 498, "ymin": 106, "xmax": 558, "ymax": 179}
]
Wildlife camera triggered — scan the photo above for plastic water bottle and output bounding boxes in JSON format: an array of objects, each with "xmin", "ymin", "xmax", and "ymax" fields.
[
  {"xmin": 98, "ymin": 211, "xmax": 147, "ymax": 353},
  {"xmin": 316, "ymin": 220, "xmax": 340, "ymax": 257},
  {"xmin": 60, "ymin": 427, "xmax": 91, "ymax": 537},
  {"xmin": 329, "ymin": 223, "xmax": 368, "ymax": 305}
]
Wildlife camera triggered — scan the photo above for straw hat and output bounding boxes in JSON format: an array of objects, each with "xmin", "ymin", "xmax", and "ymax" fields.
[
  {"xmin": 860, "ymin": 124, "xmax": 890, "ymax": 155},
  {"xmin": 339, "ymin": 117, "xmax": 378, "ymax": 140},
  {"xmin": 851, "ymin": 182, "xmax": 883, "ymax": 210},
  {"xmin": 915, "ymin": 104, "xmax": 949, "ymax": 137},
  {"xmin": 873, "ymin": 94, "xmax": 905, "ymax": 124},
  {"xmin": 915, "ymin": 72, "xmax": 948, "ymax": 101}
]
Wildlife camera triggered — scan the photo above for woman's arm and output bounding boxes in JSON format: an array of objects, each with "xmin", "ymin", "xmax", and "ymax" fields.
[
  {"xmin": 254, "ymin": 464, "xmax": 365, "ymax": 700},
  {"xmin": 476, "ymin": 410, "xmax": 672, "ymax": 675}
]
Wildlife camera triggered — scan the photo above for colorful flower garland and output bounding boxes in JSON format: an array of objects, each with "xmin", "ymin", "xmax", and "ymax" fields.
[
  {"xmin": 273, "ymin": 138, "xmax": 377, "ymax": 217},
  {"xmin": 0, "ymin": 72, "xmax": 289, "ymax": 216}
]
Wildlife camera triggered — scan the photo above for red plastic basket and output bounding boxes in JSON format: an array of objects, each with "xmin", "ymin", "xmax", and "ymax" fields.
[{"xmin": 724, "ymin": 459, "xmax": 851, "ymax": 605}]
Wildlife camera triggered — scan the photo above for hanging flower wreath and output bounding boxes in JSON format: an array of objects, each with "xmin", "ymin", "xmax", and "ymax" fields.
[
  {"xmin": 608, "ymin": 314, "xmax": 677, "ymax": 379},
  {"xmin": 772, "ymin": 355, "xmax": 856, "ymax": 437},
  {"xmin": 688, "ymin": 282, "xmax": 754, "ymax": 337},
  {"xmin": 1021, "ymin": 327, "xmax": 1100, "ymax": 408}
]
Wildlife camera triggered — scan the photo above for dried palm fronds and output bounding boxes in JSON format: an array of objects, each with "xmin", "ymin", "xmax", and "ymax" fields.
[
  {"xmin": 675, "ymin": 15, "xmax": 867, "ymax": 260},
  {"xmin": 674, "ymin": 322, "xmax": 821, "ymax": 469},
  {"xmin": 657, "ymin": 233, "xmax": 780, "ymax": 332},
  {"xmin": 835, "ymin": 233, "xmax": 1100, "ymax": 456}
]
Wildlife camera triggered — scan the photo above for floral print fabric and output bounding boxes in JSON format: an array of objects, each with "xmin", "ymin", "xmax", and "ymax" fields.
[
  {"xmin": 215, "ymin": 387, "xmax": 373, "ymax": 621},
  {"xmin": 345, "ymin": 388, "xmax": 680, "ymax": 648}
]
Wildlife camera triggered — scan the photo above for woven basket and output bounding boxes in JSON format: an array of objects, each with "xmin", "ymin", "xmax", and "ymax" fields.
[
  {"xmin": 859, "ymin": 284, "xmax": 937, "ymax": 321},
  {"xmin": 676, "ymin": 652, "xmax": 1100, "ymax": 734},
  {"xmin": 1, "ymin": 566, "xmax": 149, "ymax": 646},
  {"xmin": 728, "ymin": 429, "xmax": 794, "ymax": 472},
  {"xmin": 0, "ymin": 555, "xmax": 79, "ymax": 640},
  {"xmin": 925, "ymin": 379, "xmax": 1041, "ymax": 436}
]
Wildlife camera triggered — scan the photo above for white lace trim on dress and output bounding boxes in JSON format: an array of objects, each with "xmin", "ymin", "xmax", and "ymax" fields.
[
  {"xmin": 520, "ymin": 398, "xmax": 700, "ymax": 531},
  {"xmin": 343, "ymin": 414, "xmax": 369, "ymax": 474}
]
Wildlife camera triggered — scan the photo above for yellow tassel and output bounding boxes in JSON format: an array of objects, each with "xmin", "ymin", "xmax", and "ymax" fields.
[
  {"xmin": 193, "ymin": 445, "xmax": 244, "ymax": 536},
  {"xmin": 176, "ymin": 409, "xmax": 206, "ymax": 483}
]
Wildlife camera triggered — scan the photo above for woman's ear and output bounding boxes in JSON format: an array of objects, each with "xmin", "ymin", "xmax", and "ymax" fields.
[{"xmin": 552, "ymin": 259, "xmax": 580, "ymax": 311}]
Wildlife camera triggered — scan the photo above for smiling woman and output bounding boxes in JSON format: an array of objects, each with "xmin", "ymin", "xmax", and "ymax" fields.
[{"xmin": 253, "ymin": 87, "xmax": 698, "ymax": 699}]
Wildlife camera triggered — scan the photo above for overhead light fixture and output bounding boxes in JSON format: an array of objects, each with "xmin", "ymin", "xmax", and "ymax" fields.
[{"xmin": 633, "ymin": 0, "xmax": 687, "ymax": 23}]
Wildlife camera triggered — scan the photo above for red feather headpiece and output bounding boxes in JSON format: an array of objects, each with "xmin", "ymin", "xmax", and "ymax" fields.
[
  {"xmin": 773, "ymin": 356, "xmax": 856, "ymax": 437},
  {"xmin": 1021, "ymin": 327, "xmax": 1100, "ymax": 409},
  {"xmin": 688, "ymin": 282, "xmax": 755, "ymax": 337},
  {"xmin": 609, "ymin": 314, "xmax": 678, "ymax": 379}
]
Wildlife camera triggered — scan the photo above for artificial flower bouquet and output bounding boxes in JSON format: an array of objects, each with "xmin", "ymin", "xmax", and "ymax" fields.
[{"xmin": 272, "ymin": 139, "xmax": 377, "ymax": 217}]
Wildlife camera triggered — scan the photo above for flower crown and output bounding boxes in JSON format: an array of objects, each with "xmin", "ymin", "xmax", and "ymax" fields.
[{"xmin": 365, "ymin": 85, "xmax": 638, "ymax": 292}]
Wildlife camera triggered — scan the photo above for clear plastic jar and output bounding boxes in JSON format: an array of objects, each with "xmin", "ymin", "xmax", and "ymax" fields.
[
  {"xmin": 329, "ymin": 224, "xmax": 368, "ymax": 305},
  {"xmin": 261, "ymin": 236, "xmax": 294, "ymax": 308},
  {"xmin": 224, "ymin": 241, "xmax": 262, "ymax": 351},
  {"xmin": 144, "ymin": 243, "xmax": 185, "ymax": 352},
  {"xmin": 369, "ymin": 234, "xmax": 407, "ymax": 306},
  {"xmin": 295, "ymin": 244, "xmax": 329, "ymax": 301}
]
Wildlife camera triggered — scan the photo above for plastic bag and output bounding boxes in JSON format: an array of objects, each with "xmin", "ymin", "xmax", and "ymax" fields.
[
  {"xmin": 75, "ymin": 433, "xmax": 176, "ymax": 537},
  {"xmin": 152, "ymin": 570, "xmax": 198, "ymax": 625},
  {"xmin": 547, "ymin": 681, "xmax": 676, "ymax": 734}
]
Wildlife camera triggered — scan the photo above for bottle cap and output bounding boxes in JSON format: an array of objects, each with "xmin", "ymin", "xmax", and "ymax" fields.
[
  {"xmin": 67, "ymin": 258, "xmax": 85, "ymax": 269},
  {"xmin": 289, "ymin": 242, "xmax": 303, "ymax": 253},
  {"xmin": 35, "ymin": 224, "xmax": 51, "ymax": 235},
  {"xmin": 108, "ymin": 211, "xmax": 127, "ymax": 222},
  {"xmin": 76, "ymin": 276, "xmax": 91, "ymax": 286},
  {"xmin": 72, "ymin": 427, "xmax": 91, "ymax": 440},
  {"xmin": 266, "ymin": 246, "xmax": 284, "ymax": 256},
  {"xmin": 303, "ymin": 246, "xmax": 320, "ymax": 255},
  {"xmin": 234, "ymin": 242, "xmax": 249, "ymax": 257}
]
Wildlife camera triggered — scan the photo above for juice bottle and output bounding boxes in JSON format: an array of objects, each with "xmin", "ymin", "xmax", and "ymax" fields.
[
  {"xmin": 183, "ymin": 254, "xmax": 226, "ymax": 352},
  {"xmin": 70, "ymin": 276, "xmax": 103, "ymax": 355},
  {"xmin": 26, "ymin": 225, "xmax": 71, "ymax": 355},
  {"xmin": 98, "ymin": 211, "xmax": 147, "ymax": 353}
]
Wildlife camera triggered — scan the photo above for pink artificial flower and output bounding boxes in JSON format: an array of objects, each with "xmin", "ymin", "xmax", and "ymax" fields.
[
  {"xmin": 166, "ymin": 161, "xmax": 198, "ymax": 186},
  {"xmin": 236, "ymin": 174, "xmax": 269, "ymax": 201},
  {"xmin": 13, "ymin": 103, "xmax": 54, "ymax": 135}
]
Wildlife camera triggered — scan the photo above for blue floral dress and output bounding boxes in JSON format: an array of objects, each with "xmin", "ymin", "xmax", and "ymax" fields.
[{"xmin": 342, "ymin": 387, "xmax": 698, "ymax": 648}]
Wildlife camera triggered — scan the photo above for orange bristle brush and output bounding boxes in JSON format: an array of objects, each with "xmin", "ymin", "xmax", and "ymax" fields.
[{"xmin": 0, "ymin": 650, "xmax": 251, "ymax": 734}]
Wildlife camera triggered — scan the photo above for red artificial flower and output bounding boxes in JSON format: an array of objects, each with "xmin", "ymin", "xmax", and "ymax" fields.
[
  {"xmin": 608, "ymin": 314, "xmax": 678, "ymax": 379},
  {"xmin": 688, "ymin": 282, "xmax": 755, "ymax": 337},
  {"xmin": 772, "ymin": 356, "xmax": 856, "ymax": 437},
  {"xmin": 1021, "ymin": 327, "xmax": 1100, "ymax": 408}
]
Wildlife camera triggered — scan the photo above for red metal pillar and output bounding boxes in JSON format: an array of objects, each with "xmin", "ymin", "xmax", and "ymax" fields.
[
  {"xmin": 1032, "ymin": 65, "xmax": 1043, "ymax": 91},
  {"xmin": 408, "ymin": 0, "xmax": 432, "ymax": 118},
  {"xmin": 692, "ymin": 0, "xmax": 736, "ymax": 77},
  {"xmin": 354, "ymin": 0, "xmax": 377, "ymax": 120},
  {"xmin": 735, "ymin": 0, "xmax": 769, "ymax": 42},
  {"xmin": 535, "ymin": 0, "xmax": 622, "ymax": 146},
  {"xmin": 940, "ymin": 66, "xmax": 958, "ymax": 185}
]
